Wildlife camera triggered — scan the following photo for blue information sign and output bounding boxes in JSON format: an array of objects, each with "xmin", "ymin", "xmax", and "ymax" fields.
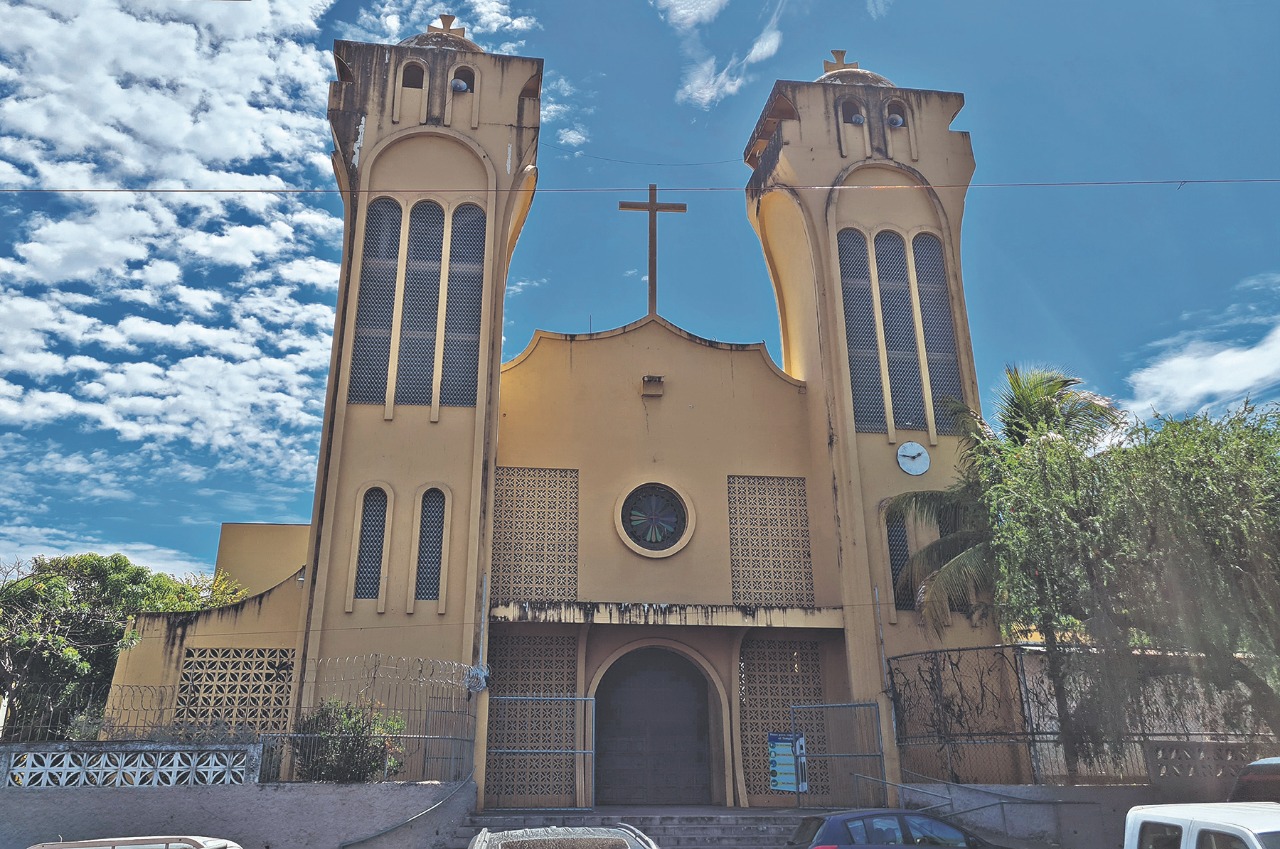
[{"xmin": 767, "ymin": 732, "xmax": 808, "ymax": 793}]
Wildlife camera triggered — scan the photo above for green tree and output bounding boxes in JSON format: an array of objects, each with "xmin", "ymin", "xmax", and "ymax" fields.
[
  {"xmin": 885, "ymin": 366, "xmax": 1122, "ymax": 634},
  {"xmin": 0, "ymin": 553, "xmax": 247, "ymax": 734},
  {"xmin": 984, "ymin": 403, "xmax": 1280, "ymax": 777},
  {"xmin": 1113, "ymin": 406, "xmax": 1280, "ymax": 730}
]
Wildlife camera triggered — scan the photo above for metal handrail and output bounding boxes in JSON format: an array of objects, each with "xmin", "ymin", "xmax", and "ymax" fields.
[{"xmin": 851, "ymin": 773, "xmax": 952, "ymax": 812}]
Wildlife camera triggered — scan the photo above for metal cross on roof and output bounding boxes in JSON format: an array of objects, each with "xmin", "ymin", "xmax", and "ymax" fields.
[
  {"xmin": 618, "ymin": 184, "xmax": 687, "ymax": 317},
  {"xmin": 428, "ymin": 14, "xmax": 466, "ymax": 37},
  {"xmin": 823, "ymin": 49, "xmax": 860, "ymax": 74}
]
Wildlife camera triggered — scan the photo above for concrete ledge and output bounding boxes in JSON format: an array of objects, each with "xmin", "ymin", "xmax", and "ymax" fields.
[{"xmin": 0, "ymin": 780, "xmax": 476, "ymax": 849}]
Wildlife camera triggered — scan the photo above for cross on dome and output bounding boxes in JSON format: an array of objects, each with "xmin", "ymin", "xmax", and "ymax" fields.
[
  {"xmin": 823, "ymin": 50, "xmax": 860, "ymax": 74},
  {"xmin": 428, "ymin": 14, "xmax": 466, "ymax": 38}
]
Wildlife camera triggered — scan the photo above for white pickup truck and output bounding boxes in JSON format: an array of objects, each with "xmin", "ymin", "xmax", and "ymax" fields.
[{"xmin": 1126, "ymin": 803, "xmax": 1280, "ymax": 849}]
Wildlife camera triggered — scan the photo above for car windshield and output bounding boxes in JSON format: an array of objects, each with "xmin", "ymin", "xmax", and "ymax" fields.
[{"xmin": 1256, "ymin": 832, "xmax": 1280, "ymax": 849}]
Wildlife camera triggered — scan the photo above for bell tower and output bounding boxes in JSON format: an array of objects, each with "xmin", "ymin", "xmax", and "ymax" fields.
[
  {"xmin": 744, "ymin": 53, "xmax": 984, "ymax": 699},
  {"xmin": 299, "ymin": 17, "xmax": 542, "ymax": 671}
]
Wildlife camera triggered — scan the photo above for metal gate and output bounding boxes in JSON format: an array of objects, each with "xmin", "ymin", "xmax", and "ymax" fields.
[
  {"xmin": 790, "ymin": 702, "xmax": 886, "ymax": 807},
  {"xmin": 485, "ymin": 695, "xmax": 594, "ymax": 809}
]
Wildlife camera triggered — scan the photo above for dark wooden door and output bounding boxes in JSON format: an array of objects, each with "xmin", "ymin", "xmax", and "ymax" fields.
[{"xmin": 595, "ymin": 648, "xmax": 712, "ymax": 805}]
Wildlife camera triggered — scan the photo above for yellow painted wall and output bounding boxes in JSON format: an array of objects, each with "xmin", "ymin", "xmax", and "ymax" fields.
[{"xmin": 215, "ymin": 523, "xmax": 310, "ymax": 597}]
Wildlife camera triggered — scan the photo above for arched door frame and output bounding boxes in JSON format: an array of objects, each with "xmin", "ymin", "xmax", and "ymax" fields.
[{"xmin": 588, "ymin": 638, "xmax": 736, "ymax": 806}]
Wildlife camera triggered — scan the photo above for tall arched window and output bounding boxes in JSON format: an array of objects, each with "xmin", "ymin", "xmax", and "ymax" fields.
[
  {"xmin": 874, "ymin": 230, "xmax": 927, "ymax": 431},
  {"xmin": 838, "ymin": 228, "xmax": 886, "ymax": 432},
  {"xmin": 440, "ymin": 204, "xmax": 486, "ymax": 406},
  {"xmin": 913, "ymin": 234, "xmax": 963, "ymax": 435},
  {"xmin": 886, "ymin": 516, "xmax": 914, "ymax": 610},
  {"xmin": 348, "ymin": 198, "xmax": 401, "ymax": 405},
  {"xmin": 416, "ymin": 488, "xmax": 445, "ymax": 600},
  {"xmin": 395, "ymin": 201, "xmax": 445, "ymax": 405},
  {"xmin": 354, "ymin": 487, "xmax": 388, "ymax": 599}
]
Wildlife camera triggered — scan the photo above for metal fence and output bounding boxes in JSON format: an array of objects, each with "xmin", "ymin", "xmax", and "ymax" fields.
[
  {"xmin": 485, "ymin": 695, "xmax": 594, "ymax": 809},
  {"xmin": 888, "ymin": 644, "xmax": 1280, "ymax": 786},
  {"xmin": 791, "ymin": 702, "xmax": 886, "ymax": 808},
  {"xmin": 0, "ymin": 655, "xmax": 480, "ymax": 785}
]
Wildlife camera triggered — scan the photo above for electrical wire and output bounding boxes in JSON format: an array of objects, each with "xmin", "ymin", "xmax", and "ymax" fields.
[{"xmin": 1, "ymin": 177, "xmax": 1278, "ymax": 195}]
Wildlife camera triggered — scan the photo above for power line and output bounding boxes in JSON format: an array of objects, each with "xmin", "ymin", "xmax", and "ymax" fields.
[{"xmin": 2, "ymin": 177, "xmax": 1278, "ymax": 195}]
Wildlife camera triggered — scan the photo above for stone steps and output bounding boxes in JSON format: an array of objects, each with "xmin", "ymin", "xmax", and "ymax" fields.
[{"xmin": 444, "ymin": 809, "xmax": 813, "ymax": 849}]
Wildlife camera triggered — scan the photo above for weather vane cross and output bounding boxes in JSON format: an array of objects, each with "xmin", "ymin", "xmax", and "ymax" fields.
[
  {"xmin": 618, "ymin": 184, "xmax": 687, "ymax": 316},
  {"xmin": 428, "ymin": 14, "xmax": 466, "ymax": 37},
  {"xmin": 823, "ymin": 49, "xmax": 860, "ymax": 74}
]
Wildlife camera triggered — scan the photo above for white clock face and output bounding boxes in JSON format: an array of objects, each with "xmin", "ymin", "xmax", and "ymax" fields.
[{"xmin": 896, "ymin": 441, "xmax": 930, "ymax": 475}]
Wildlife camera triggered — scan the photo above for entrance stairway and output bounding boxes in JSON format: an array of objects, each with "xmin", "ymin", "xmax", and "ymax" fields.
[{"xmin": 445, "ymin": 807, "xmax": 814, "ymax": 849}]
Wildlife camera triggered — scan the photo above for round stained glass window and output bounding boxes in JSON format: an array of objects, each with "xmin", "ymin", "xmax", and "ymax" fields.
[{"xmin": 621, "ymin": 483, "xmax": 688, "ymax": 552}]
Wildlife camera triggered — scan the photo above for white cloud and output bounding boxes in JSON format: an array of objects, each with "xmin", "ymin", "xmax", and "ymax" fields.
[
  {"xmin": 1123, "ymin": 272, "xmax": 1280, "ymax": 414},
  {"xmin": 1126, "ymin": 324, "xmax": 1280, "ymax": 414},
  {"xmin": 557, "ymin": 126, "xmax": 590, "ymax": 147},
  {"xmin": 656, "ymin": 0, "xmax": 787, "ymax": 110},
  {"xmin": 336, "ymin": 0, "xmax": 537, "ymax": 43},
  {"xmin": 507, "ymin": 277, "xmax": 545, "ymax": 296},
  {"xmin": 866, "ymin": 0, "xmax": 897, "ymax": 20},
  {"xmin": 652, "ymin": 0, "xmax": 732, "ymax": 31}
]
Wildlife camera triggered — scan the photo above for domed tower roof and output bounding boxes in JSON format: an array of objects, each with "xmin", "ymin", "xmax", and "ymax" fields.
[
  {"xmin": 814, "ymin": 50, "xmax": 894, "ymax": 87},
  {"xmin": 398, "ymin": 14, "xmax": 484, "ymax": 52}
]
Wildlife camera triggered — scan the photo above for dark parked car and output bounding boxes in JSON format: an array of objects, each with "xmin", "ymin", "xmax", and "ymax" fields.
[
  {"xmin": 784, "ymin": 808, "xmax": 1012, "ymax": 848},
  {"xmin": 1230, "ymin": 757, "xmax": 1280, "ymax": 803}
]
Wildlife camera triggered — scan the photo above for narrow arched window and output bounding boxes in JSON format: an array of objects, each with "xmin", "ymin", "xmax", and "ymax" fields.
[
  {"xmin": 354, "ymin": 487, "xmax": 387, "ymax": 599},
  {"xmin": 838, "ymin": 228, "xmax": 885, "ymax": 433},
  {"xmin": 887, "ymin": 102, "xmax": 908, "ymax": 129},
  {"xmin": 440, "ymin": 204, "xmax": 486, "ymax": 406},
  {"xmin": 839, "ymin": 100, "xmax": 865, "ymax": 125},
  {"xmin": 402, "ymin": 64, "xmax": 424, "ymax": 89},
  {"xmin": 913, "ymin": 234, "xmax": 963, "ymax": 434},
  {"xmin": 451, "ymin": 67, "xmax": 475, "ymax": 93},
  {"xmin": 875, "ymin": 230, "xmax": 927, "ymax": 431},
  {"xmin": 886, "ymin": 516, "xmax": 914, "ymax": 610},
  {"xmin": 416, "ymin": 488, "xmax": 445, "ymax": 600},
  {"xmin": 348, "ymin": 198, "xmax": 401, "ymax": 405},
  {"xmin": 395, "ymin": 201, "xmax": 445, "ymax": 405}
]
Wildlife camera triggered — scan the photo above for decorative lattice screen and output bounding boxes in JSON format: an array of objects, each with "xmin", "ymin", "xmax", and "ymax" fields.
[
  {"xmin": 491, "ymin": 467, "xmax": 578, "ymax": 604},
  {"xmin": 738, "ymin": 635, "xmax": 829, "ymax": 797},
  {"xmin": 348, "ymin": 197, "xmax": 400, "ymax": 405},
  {"xmin": 175, "ymin": 648, "xmax": 295, "ymax": 733},
  {"xmin": 728, "ymin": 475, "xmax": 815, "ymax": 606},
  {"xmin": 395, "ymin": 199, "xmax": 445, "ymax": 406},
  {"xmin": 440, "ymin": 203, "xmax": 486, "ymax": 407},
  {"xmin": 838, "ymin": 228, "xmax": 886, "ymax": 433},
  {"xmin": 875, "ymin": 230, "xmax": 927, "ymax": 431},
  {"xmin": 913, "ymin": 233, "xmax": 963, "ymax": 435},
  {"xmin": 485, "ymin": 633, "xmax": 580, "ymax": 805}
]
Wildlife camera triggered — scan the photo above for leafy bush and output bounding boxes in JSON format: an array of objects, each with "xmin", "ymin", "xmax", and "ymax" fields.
[{"xmin": 290, "ymin": 699, "xmax": 406, "ymax": 783}]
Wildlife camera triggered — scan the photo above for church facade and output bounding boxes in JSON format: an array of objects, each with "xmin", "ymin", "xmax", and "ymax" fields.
[{"xmin": 110, "ymin": 17, "xmax": 998, "ymax": 808}]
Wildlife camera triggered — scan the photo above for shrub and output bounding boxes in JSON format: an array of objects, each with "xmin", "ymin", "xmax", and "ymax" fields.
[{"xmin": 290, "ymin": 699, "xmax": 406, "ymax": 783}]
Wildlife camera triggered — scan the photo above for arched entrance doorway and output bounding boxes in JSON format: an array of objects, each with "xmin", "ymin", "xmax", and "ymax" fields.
[{"xmin": 594, "ymin": 647, "xmax": 713, "ymax": 805}]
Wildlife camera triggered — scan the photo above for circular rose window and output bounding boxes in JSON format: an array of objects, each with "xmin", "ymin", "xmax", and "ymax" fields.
[{"xmin": 620, "ymin": 483, "xmax": 688, "ymax": 552}]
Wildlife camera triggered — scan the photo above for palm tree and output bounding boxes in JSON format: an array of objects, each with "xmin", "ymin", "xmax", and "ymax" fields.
[{"xmin": 884, "ymin": 366, "xmax": 1122, "ymax": 635}]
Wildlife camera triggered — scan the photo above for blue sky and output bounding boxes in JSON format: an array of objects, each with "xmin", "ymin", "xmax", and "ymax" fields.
[{"xmin": 1, "ymin": 0, "xmax": 1278, "ymax": 574}]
